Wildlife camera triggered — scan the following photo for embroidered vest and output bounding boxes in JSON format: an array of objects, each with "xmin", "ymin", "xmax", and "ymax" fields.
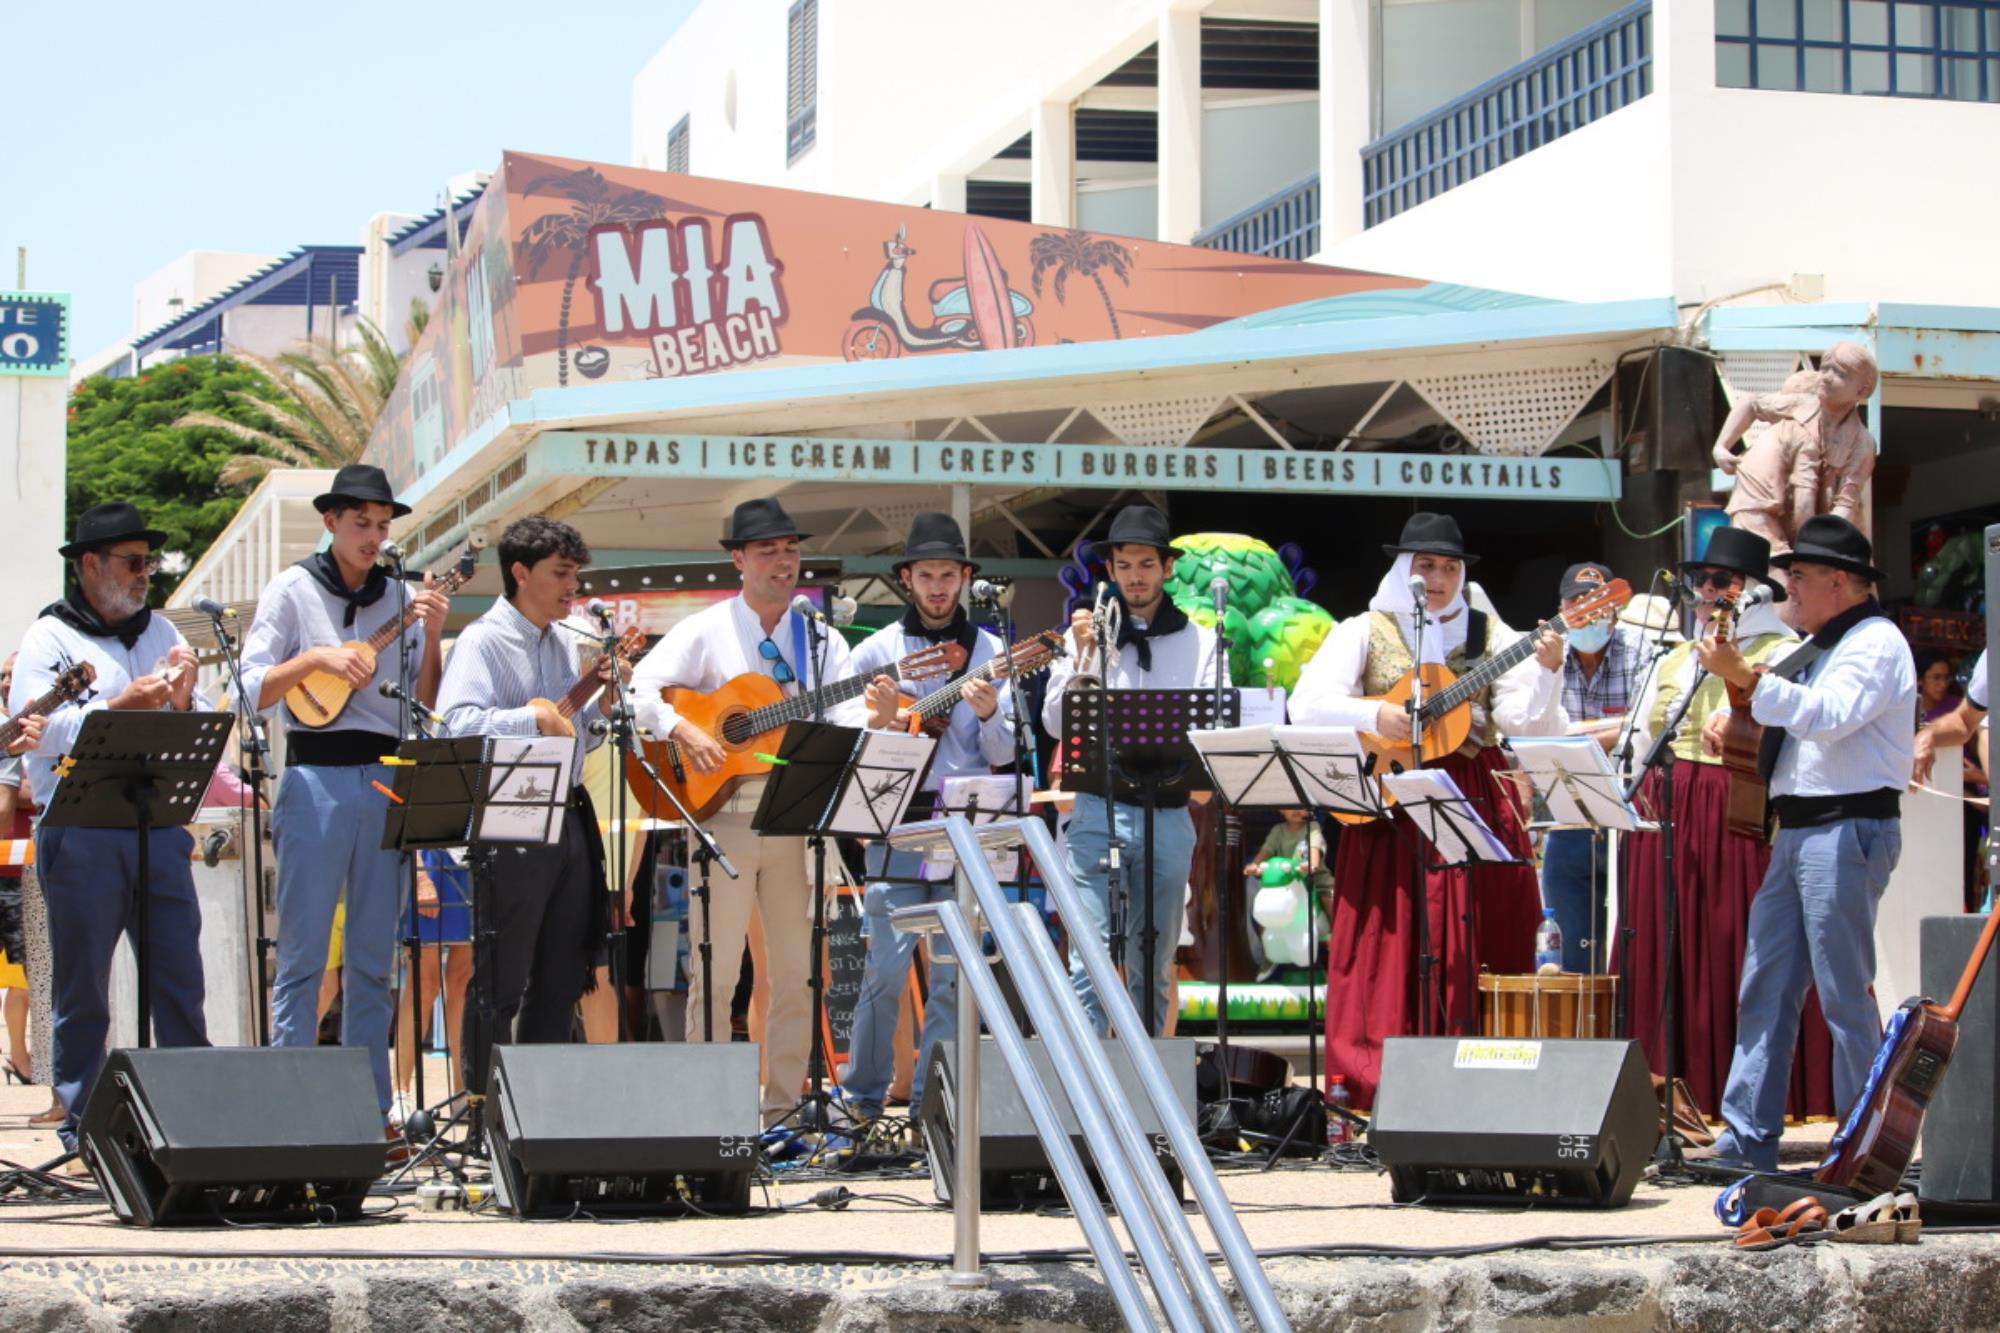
[
  {"xmin": 1361, "ymin": 611, "xmax": 1498, "ymax": 747},
  {"xmin": 1648, "ymin": 632, "xmax": 1796, "ymax": 764}
]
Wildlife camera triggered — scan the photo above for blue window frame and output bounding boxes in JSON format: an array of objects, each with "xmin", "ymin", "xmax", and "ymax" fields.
[
  {"xmin": 787, "ymin": 0, "xmax": 818, "ymax": 163},
  {"xmin": 1716, "ymin": 0, "xmax": 2000, "ymax": 99}
]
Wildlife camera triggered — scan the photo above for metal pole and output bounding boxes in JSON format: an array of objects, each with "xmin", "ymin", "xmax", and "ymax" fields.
[{"xmin": 946, "ymin": 860, "xmax": 987, "ymax": 1290}]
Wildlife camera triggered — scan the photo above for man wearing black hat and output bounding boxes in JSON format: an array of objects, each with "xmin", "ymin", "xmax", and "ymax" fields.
[
  {"xmin": 631, "ymin": 497, "xmax": 884, "ymax": 1122},
  {"xmin": 1041, "ymin": 504, "xmax": 1228, "ymax": 1037},
  {"xmin": 9, "ymin": 502, "xmax": 211, "ymax": 1149},
  {"xmin": 1690, "ymin": 515, "xmax": 1916, "ymax": 1171},
  {"xmin": 841, "ymin": 513, "xmax": 1015, "ymax": 1120},
  {"xmin": 239, "ymin": 464, "xmax": 449, "ymax": 1125}
]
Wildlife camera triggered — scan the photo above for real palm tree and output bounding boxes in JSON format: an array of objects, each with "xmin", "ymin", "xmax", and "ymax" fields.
[
  {"xmin": 176, "ymin": 316, "xmax": 404, "ymax": 485},
  {"xmin": 514, "ymin": 166, "xmax": 668, "ymax": 385},
  {"xmin": 1028, "ymin": 230, "xmax": 1137, "ymax": 339}
]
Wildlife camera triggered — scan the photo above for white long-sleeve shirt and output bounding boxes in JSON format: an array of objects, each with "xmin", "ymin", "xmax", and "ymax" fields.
[
  {"xmin": 1289, "ymin": 606, "xmax": 1564, "ymax": 737},
  {"xmin": 1752, "ymin": 614, "xmax": 1915, "ymax": 798},
  {"xmin": 850, "ymin": 620, "xmax": 1015, "ymax": 788},
  {"xmin": 630, "ymin": 595, "xmax": 868, "ymax": 740}
]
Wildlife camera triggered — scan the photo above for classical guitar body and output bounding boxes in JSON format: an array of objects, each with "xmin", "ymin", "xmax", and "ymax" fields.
[
  {"xmin": 285, "ymin": 641, "xmax": 380, "ymax": 729},
  {"xmin": 1356, "ymin": 662, "xmax": 1474, "ymax": 771},
  {"xmin": 628, "ymin": 673, "xmax": 785, "ymax": 822}
]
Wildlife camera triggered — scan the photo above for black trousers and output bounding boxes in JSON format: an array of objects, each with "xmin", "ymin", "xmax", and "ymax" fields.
[{"xmin": 462, "ymin": 801, "xmax": 598, "ymax": 1098}]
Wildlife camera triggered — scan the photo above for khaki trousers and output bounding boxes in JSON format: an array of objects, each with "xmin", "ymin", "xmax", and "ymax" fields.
[{"xmin": 683, "ymin": 786, "xmax": 813, "ymax": 1120}]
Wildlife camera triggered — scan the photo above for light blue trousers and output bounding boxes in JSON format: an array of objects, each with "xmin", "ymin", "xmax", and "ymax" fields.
[
  {"xmin": 269, "ymin": 763, "xmax": 403, "ymax": 1115},
  {"xmin": 1064, "ymin": 793, "xmax": 1195, "ymax": 1038},
  {"xmin": 841, "ymin": 846, "xmax": 957, "ymax": 1115},
  {"xmin": 1713, "ymin": 817, "xmax": 1901, "ymax": 1170}
]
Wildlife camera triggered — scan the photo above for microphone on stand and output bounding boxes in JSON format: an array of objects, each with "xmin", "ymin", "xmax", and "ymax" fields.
[
  {"xmin": 192, "ymin": 596, "xmax": 235, "ymax": 619},
  {"xmin": 1738, "ymin": 582, "xmax": 1777, "ymax": 610},
  {"xmin": 790, "ymin": 593, "xmax": 823, "ymax": 621},
  {"xmin": 379, "ymin": 679, "xmax": 445, "ymax": 726},
  {"xmin": 1209, "ymin": 575, "xmax": 1229, "ymax": 617},
  {"xmin": 583, "ymin": 597, "xmax": 613, "ymax": 624},
  {"xmin": 376, "ymin": 540, "xmax": 406, "ymax": 568},
  {"xmin": 971, "ymin": 579, "xmax": 1002, "ymax": 604}
]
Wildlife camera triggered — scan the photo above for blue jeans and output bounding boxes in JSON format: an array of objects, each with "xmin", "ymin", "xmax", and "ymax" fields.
[
  {"xmin": 1539, "ymin": 828, "xmax": 1606, "ymax": 973},
  {"xmin": 37, "ymin": 824, "xmax": 209, "ymax": 1148},
  {"xmin": 842, "ymin": 846, "xmax": 957, "ymax": 1115},
  {"xmin": 270, "ymin": 763, "xmax": 404, "ymax": 1115},
  {"xmin": 1064, "ymin": 793, "xmax": 1195, "ymax": 1038},
  {"xmin": 1713, "ymin": 817, "xmax": 1901, "ymax": 1170}
]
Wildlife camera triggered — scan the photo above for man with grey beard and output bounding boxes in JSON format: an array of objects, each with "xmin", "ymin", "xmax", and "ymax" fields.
[{"xmin": 9, "ymin": 503, "xmax": 211, "ymax": 1152}]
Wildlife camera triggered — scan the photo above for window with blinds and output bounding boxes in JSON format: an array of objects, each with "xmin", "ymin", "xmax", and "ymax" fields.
[
  {"xmin": 667, "ymin": 115, "xmax": 691, "ymax": 174},
  {"xmin": 787, "ymin": 0, "xmax": 818, "ymax": 163}
]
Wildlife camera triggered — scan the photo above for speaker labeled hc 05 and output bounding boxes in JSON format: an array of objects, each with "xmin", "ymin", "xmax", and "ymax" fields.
[
  {"xmin": 1368, "ymin": 1037, "xmax": 1656, "ymax": 1208},
  {"xmin": 77, "ymin": 1047, "xmax": 389, "ymax": 1227}
]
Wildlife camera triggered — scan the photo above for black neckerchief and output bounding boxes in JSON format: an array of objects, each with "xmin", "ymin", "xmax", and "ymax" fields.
[
  {"xmin": 297, "ymin": 549, "xmax": 389, "ymax": 628},
  {"xmin": 1756, "ymin": 596, "xmax": 1883, "ymax": 781},
  {"xmin": 900, "ymin": 604, "xmax": 981, "ymax": 664},
  {"xmin": 1115, "ymin": 595, "xmax": 1189, "ymax": 673},
  {"xmin": 41, "ymin": 584, "xmax": 151, "ymax": 651}
]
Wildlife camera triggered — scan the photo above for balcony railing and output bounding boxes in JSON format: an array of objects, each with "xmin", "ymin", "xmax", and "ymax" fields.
[
  {"xmin": 1192, "ymin": 172, "xmax": 1321, "ymax": 261},
  {"xmin": 1362, "ymin": 0, "xmax": 1653, "ymax": 228}
]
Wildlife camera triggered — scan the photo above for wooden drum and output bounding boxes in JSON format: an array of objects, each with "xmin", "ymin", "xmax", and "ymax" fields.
[{"xmin": 1478, "ymin": 972, "xmax": 1618, "ymax": 1040}]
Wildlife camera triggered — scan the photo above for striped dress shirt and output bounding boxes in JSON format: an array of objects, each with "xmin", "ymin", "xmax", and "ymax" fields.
[{"xmin": 437, "ymin": 598, "xmax": 606, "ymax": 784}]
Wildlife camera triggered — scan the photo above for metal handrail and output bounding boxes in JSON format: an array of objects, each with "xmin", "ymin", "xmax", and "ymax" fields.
[{"xmin": 1192, "ymin": 173, "xmax": 1322, "ymax": 261}]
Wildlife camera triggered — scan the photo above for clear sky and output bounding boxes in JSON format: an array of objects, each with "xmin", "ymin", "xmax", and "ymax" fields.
[{"xmin": 4, "ymin": 0, "xmax": 699, "ymax": 361}]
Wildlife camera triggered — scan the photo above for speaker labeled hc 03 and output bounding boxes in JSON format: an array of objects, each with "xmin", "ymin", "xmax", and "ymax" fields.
[
  {"xmin": 78, "ymin": 1047, "xmax": 389, "ymax": 1227},
  {"xmin": 1368, "ymin": 1038, "xmax": 1656, "ymax": 1208}
]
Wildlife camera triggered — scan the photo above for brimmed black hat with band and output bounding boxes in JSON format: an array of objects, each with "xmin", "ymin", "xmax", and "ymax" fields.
[{"xmin": 312, "ymin": 463, "xmax": 411, "ymax": 519}]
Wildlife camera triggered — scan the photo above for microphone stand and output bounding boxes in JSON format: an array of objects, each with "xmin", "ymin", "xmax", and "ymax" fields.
[
  {"xmin": 1408, "ymin": 600, "xmax": 1436, "ymax": 1037},
  {"xmin": 796, "ymin": 600, "xmax": 833, "ymax": 1130},
  {"xmin": 1608, "ymin": 569, "xmax": 1677, "ymax": 1039},
  {"xmin": 592, "ymin": 612, "xmax": 632, "ymax": 1043},
  {"xmin": 1208, "ymin": 588, "xmax": 1244, "ymax": 1137},
  {"xmin": 979, "ymin": 585, "xmax": 1035, "ymax": 903},
  {"xmin": 204, "ymin": 605, "xmax": 273, "ymax": 1048},
  {"xmin": 389, "ymin": 555, "xmax": 435, "ymax": 1124},
  {"xmin": 622, "ymin": 732, "xmax": 737, "ymax": 1041}
]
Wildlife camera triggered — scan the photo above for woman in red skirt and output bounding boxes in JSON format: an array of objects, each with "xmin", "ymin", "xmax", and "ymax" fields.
[
  {"xmin": 1291, "ymin": 513, "xmax": 1566, "ymax": 1108},
  {"xmin": 1619, "ymin": 526, "xmax": 1837, "ymax": 1121}
]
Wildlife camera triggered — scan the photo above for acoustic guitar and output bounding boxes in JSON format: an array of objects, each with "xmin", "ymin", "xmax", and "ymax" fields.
[
  {"xmin": 1332, "ymin": 579, "xmax": 1632, "ymax": 825},
  {"xmin": 1817, "ymin": 905, "xmax": 2000, "ymax": 1196},
  {"xmin": 899, "ymin": 629, "xmax": 1065, "ymax": 737},
  {"xmin": 285, "ymin": 547, "xmax": 479, "ymax": 729},
  {"xmin": 1707, "ymin": 595, "xmax": 1769, "ymax": 840},
  {"xmin": 625, "ymin": 642, "xmax": 965, "ymax": 822},
  {"xmin": 0, "ymin": 661, "xmax": 98, "ymax": 750},
  {"xmin": 529, "ymin": 626, "xmax": 646, "ymax": 738}
]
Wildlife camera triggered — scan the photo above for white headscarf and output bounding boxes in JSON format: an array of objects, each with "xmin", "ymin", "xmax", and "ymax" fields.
[{"xmin": 1369, "ymin": 552, "xmax": 1470, "ymax": 665}]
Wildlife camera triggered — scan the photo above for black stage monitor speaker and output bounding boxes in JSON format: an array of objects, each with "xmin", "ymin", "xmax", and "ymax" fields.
[
  {"xmin": 486, "ymin": 1043, "xmax": 759, "ymax": 1217},
  {"xmin": 78, "ymin": 1047, "xmax": 388, "ymax": 1227},
  {"xmin": 918, "ymin": 1036, "xmax": 1195, "ymax": 1210},
  {"xmin": 1370, "ymin": 1037, "xmax": 1655, "ymax": 1208},
  {"xmin": 1920, "ymin": 913, "xmax": 2000, "ymax": 1203}
]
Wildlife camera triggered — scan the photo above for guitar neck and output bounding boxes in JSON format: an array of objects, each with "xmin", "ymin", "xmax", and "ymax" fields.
[
  {"xmin": 913, "ymin": 654, "xmax": 1002, "ymax": 721},
  {"xmin": 1422, "ymin": 613, "xmax": 1565, "ymax": 717},
  {"xmin": 1941, "ymin": 906, "xmax": 2000, "ymax": 1022},
  {"xmin": 361, "ymin": 570, "xmax": 466, "ymax": 653},
  {"xmin": 0, "ymin": 676, "xmax": 85, "ymax": 747},
  {"xmin": 739, "ymin": 664, "xmax": 889, "ymax": 736}
]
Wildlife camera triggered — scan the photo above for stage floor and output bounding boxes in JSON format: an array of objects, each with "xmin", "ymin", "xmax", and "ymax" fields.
[{"xmin": 3, "ymin": 1077, "xmax": 1997, "ymax": 1330}]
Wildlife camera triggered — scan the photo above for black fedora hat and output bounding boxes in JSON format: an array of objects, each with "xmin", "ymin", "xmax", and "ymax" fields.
[
  {"xmin": 1101, "ymin": 504, "xmax": 1176, "ymax": 558},
  {"xmin": 1680, "ymin": 525, "xmax": 1785, "ymax": 602},
  {"xmin": 892, "ymin": 512, "xmax": 978, "ymax": 574},
  {"xmin": 721, "ymin": 497, "xmax": 811, "ymax": 549},
  {"xmin": 1382, "ymin": 512, "xmax": 1478, "ymax": 565},
  {"xmin": 1771, "ymin": 514, "xmax": 1886, "ymax": 583},
  {"xmin": 313, "ymin": 463, "xmax": 410, "ymax": 518},
  {"xmin": 59, "ymin": 502, "xmax": 168, "ymax": 560}
]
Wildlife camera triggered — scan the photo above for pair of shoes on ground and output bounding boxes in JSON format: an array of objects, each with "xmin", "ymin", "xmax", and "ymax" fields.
[{"xmin": 1733, "ymin": 1191, "xmax": 1921, "ymax": 1250}]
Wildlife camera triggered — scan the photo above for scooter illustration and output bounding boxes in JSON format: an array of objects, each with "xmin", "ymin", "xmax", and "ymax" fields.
[{"xmin": 844, "ymin": 223, "xmax": 1035, "ymax": 360}]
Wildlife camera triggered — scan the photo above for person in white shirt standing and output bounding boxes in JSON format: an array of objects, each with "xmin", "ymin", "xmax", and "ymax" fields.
[
  {"xmin": 1691, "ymin": 515, "xmax": 1916, "ymax": 1172},
  {"xmin": 10, "ymin": 504, "xmax": 209, "ymax": 1150},
  {"xmin": 841, "ymin": 513, "xmax": 1014, "ymax": 1121},
  {"xmin": 1042, "ymin": 505, "xmax": 1227, "ymax": 1038},
  {"xmin": 630, "ymin": 498, "xmax": 891, "ymax": 1123}
]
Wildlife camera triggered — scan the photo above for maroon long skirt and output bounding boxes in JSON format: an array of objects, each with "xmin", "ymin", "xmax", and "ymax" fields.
[
  {"xmin": 1617, "ymin": 759, "xmax": 1837, "ymax": 1121},
  {"xmin": 1323, "ymin": 747, "xmax": 1541, "ymax": 1110}
]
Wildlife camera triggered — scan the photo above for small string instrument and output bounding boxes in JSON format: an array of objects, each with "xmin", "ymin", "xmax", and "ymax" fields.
[
  {"xmin": 1707, "ymin": 595, "xmax": 1769, "ymax": 840},
  {"xmin": 531, "ymin": 626, "xmax": 646, "ymax": 738},
  {"xmin": 285, "ymin": 547, "xmax": 478, "ymax": 728},
  {"xmin": 0, "ymin": 661, "xmax": 97, "ymax": 750},
  {"xmin": 900, "ymin": 629, "xmax": 1065, "ymax": 737}
]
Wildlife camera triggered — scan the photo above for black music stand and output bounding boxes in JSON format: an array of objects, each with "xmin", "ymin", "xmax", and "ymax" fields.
[
  {"xmin": 753, "ymin": 720, "xmax": 935, "ymax": 1131},
  {"xmin": 43, "ymin": 710, "xmax": 234, "ymax": 1048},
  {"xmin": 1061, "ymin": 687, "xmax": 1240, "ymax": 1036}
]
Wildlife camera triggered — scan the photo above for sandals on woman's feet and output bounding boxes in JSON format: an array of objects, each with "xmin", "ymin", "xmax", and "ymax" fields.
[{"xmin": 1735, "ymin": 1197, "xmax": 1830, "ymax": 1250}]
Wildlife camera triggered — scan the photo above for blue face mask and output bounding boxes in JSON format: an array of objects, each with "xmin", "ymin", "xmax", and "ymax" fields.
[{"xmin": 1566, "ymin": 621, "xmax": 1612, "ymax": 654}]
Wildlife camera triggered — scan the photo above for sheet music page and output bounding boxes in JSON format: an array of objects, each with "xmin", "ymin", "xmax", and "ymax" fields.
[
  {"xmin": 828, "ymin": 730, "xmax": 936, "ymax": 836},
  {"xmin": 1271, "ymin": 725, "xmax": 1383, "ymax": 817},
  {"xmin": 1507, "ymin": 736, "xmax": 1640, "ymax": 832},
  {"xmin": 1380, "ymin": 769, "xmax": 1515, "ymax": 863},
  {"xmin": 919, "ymin": 775, "xmax": 1024, "ymax": 880},
  {"xmin": 488, "ymin": 736, "xmax": 576, "ymax": 800},
  {"xmin": 1188, "ymin": 726, "xmax": 1296, "ymax": 806},
  {"xmin": 475, "ymin": 801, "xmax": 562, "ymax": 845},
  {"xmin": 1237, "ymin": 687, "xmax": 1287, "ymax": 728}
]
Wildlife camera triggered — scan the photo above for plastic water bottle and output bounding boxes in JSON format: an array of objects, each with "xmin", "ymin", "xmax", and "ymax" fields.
[
  {"xmin": 1325, "ymin": 1075, "xmax": 1351, "ymax": 1147},
  {"xmin": 1535, "ymin": 908, "xmax": 1564, "ymax": 975}
]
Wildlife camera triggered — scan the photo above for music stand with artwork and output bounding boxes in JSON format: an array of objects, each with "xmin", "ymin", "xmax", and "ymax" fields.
[
  {"xmin": 42, "ymin": 710, "xmax": 234, "ymax": 1049},
  {"xmin": 752, "ymin": 721, "xmax": 935, "ymax": 1130},
  {"xmin": 1061, "ymin": 687, "xmax": 1241, "ymax": 1036}
]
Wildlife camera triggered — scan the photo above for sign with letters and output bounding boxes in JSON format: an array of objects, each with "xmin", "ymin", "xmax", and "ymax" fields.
[
  {"xmin": 538, "ymin": 431, "xmax": 1621, "ymax": 502},
  {"xmin": 0, "ymin": 293, "xmax": 68, "ymax": 378}
]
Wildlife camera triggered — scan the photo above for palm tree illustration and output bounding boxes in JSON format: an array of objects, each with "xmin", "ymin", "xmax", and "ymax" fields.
[
  {"xmin": 514, "ymin": 167, "xmax": 668, "ymax": 385},
  {"xmin": 1028, "ymin": 230, "xmax": 1137, "ymax": 339}
]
